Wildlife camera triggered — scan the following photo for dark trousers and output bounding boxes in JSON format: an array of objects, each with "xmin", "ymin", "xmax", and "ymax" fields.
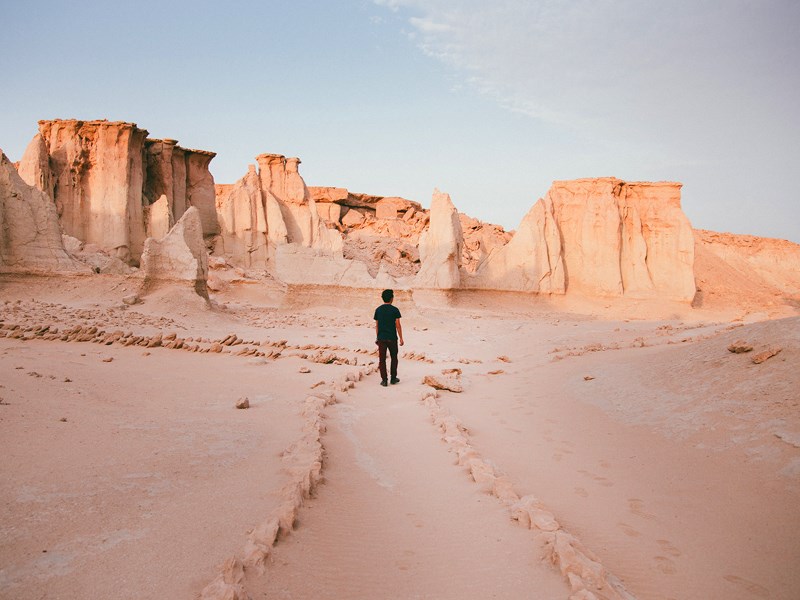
[{"xmin": 377, "ymin": 340, "xmax": 398, "ymax": 381}]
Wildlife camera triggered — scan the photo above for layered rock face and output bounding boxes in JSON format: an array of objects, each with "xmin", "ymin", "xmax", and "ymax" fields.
[
  {"xmin": 546, "ymin": 178, "xmax": 695, "ymax": 301},
  {"xmin": 0, "ymin": 149, "xmax": 84, "ymax": 273},
  {"xmin": 695, "ymin": 230, "xmax": 800, "ymax": 297},
  {"xmin": 415, "ymin": 190, "xmax": 463, "ymax": 289},
  {"xmin": 18, "ymin": 120, "xmax": 218, "ymax": 265},
  {"xmin": 141, "ymin": 207, "xmax": 208, "ymax": 299}
]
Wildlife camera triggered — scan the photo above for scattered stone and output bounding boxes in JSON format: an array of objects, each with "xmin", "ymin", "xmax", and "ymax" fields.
[
  {"xmin": 441, "ymin": 368, "xmax": 462, "ymax": 376},
  {"xmin": 727, "ymin": 341, "xmax": 753, "ymax": 353},
  {"xmin": 59, "ymin": 417, "xmax": 67, "ymax": 422},
  {"xmin": 752, "ymin": 347, "xmax": 782, "ymax": 364},
  {"xmin": 102, "ymin": 357, "xmax": 113, "ymax": 363},
  {"xmin": 487, "ymin": 370, "xmax": 505, "ymax": 375},
  {"xmin": 235, "ymin": 397, "xmax": 250, "ymax": 409},
  {"xmin": 422, "ymin": 374, "xmax": 463, "ymax": 393},
  {"xmin": 583, "ymin": 375, "xmax": 595, "ymax": 381},
  {"xmin": 122, "ymin": 295, "xmax": 140, "ymax": 306},
  {"xmin": 497, "ymin": 355, "xmax": 511, "ymax": 363}
]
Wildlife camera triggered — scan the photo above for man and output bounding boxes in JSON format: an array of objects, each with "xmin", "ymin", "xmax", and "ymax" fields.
[{"xmin": 374, "ymin": 288, "xmax": 404, "ymax": 387}]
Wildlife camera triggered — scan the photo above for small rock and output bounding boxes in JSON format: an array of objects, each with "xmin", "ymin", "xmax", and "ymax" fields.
[
  {"xmin": 235, "ymin": 397, "xmax": 250, "ymax": 409},
  {"xmin": 727, "ymin": 341, "xmax": 753, "ymax": 353},
  {"xmin": 487, "ymin": 370, "xmax": 504, "ymax": 375},
  {"xmin": 299, "ymin": 366, "xmax": 311, "ymax": 373},
  {"xmin": 752, "ymin": 347, "xmax": 782, "ymax": 364},
  {"xmin": 583, "ymin": 375, "xmax": 595, "ymax": 381},
  {"xmin": 422, "ymin": 374, "xmax": 463, "ymax": 393},
  {"xmin": 102, "ymin": 357, "xmax": 113, "ymax": 363},
  {"xmin": 497, "ymin": 355, "xmax": 511, "ymax": 363},
  {"xmin": 122, "ymin": 295, "xmax": 140, "ymax": 306},
  {"xmin": 59, "ymin": 417, "xmax": 67, "ymax": 422},
  {"xmin": 441, "ymin": 368, "xmax": 462, "ymax": 376}
]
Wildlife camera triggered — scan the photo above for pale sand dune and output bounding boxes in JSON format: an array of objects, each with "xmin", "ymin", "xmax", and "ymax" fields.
[{"xmin": 1, "ymin": 276, "xmax": 798, "ymax": 599}]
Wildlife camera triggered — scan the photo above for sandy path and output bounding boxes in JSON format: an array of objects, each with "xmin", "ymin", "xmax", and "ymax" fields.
[
  {"xmin": 436, "ymin": 318, "xmax": 800, "ymax": 599},
  {"xmin": 245, "ymin": 364, "xmax": 570, "ymax": 599}
]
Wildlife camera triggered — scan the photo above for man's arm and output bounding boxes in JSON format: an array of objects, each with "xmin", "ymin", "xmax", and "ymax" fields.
[
  {"xmin": 375, "ymin": 320, "xmax": 379, "ymax": 341},
  {"xmin": 396, "ymin": 319, "xmax": 404, "ymax": 346}
]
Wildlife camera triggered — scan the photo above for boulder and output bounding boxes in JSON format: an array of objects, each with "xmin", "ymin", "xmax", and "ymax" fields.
[
  {"xmin": 415, "ymin": 190, "xmax": 463, "ymax": 289},
  {"xmin": 0, "ymin": 149, "xmax": 86, "ymax": 273},
  {"xmin": 140, "ymin": 207, "xmax": 209, "ymax": 299}
]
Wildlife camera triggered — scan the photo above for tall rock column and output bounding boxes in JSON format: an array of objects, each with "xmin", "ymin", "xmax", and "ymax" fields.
[
  {"xmin": 415, "ymin": 190, "xmax": 463, "ymax": 289},
  {"xmin": 186, "ymin": 149, "xmax": 220, "ymax": 238}
]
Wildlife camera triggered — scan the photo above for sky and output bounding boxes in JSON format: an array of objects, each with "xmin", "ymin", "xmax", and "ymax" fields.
[{"xmin": 1, "ymin": 0, "xmax": 798, "ymax": 242}]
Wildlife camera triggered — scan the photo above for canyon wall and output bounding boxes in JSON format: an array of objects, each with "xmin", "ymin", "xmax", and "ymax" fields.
[
  {"xmin": 0, "ymin": 149, "xmax": 85, "ymax": 273},
  {"xmin": 543, "ymin": 178, "xmax": 695, "ymax": 301},
  {"xmin": 17, "ymin": 119, "xmax": 218, "ymax": 265}
]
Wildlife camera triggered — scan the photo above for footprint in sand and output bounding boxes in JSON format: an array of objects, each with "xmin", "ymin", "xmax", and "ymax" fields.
[
  {"xmin": 654, "ymin": 556, "xmax": 677, "ymax": 575},
  {"xmin": 723, "ymin": 575, "xmax": 770, "ymax": 598},
  {"xmin": 618, "ymin": 522, "xmax": 641, "ymax": 538},
  {"xmin": 578, "ymin": 469, "xmax": 615, "ymax": 487},
  {"xmin": 657, "ymin": 539, "xmax": 681, "ymax": 557},
  {"xmin": 628, "ymin": 498, "xmax": 657, "ymax": 520}
]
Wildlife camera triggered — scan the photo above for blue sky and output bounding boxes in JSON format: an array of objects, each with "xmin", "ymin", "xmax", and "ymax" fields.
[{"xmin": 2, "ymin": 0, "xmax": 798, "ymax": 241}]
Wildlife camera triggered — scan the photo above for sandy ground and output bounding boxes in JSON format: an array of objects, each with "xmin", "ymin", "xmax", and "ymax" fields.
[{"xmin": 1, "ymin": 274, "xmax": 798, "ymax": 599}]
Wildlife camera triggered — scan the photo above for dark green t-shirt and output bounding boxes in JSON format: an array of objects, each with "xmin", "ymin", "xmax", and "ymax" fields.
[{"xmin": 374, "ymin": 303, "xmax": 402, "ymax": 341}]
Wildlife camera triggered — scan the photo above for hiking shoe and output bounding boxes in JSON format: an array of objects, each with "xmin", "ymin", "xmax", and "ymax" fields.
[
  {"xmin": 390, "ymin": 377, "xmax": 400, "ymax": 385},
  {"xmin": 380, "ymin": 379, "xmax": 388, "ymax": 387}
]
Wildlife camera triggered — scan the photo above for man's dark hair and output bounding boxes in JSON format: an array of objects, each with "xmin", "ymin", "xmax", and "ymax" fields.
[{"xmin": 381, "ymin": 289, "xmax": 394, "ymax": 303}]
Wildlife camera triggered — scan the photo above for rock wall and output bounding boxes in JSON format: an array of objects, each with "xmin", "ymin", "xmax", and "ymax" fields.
[
  {"xmin": 465, "ymin": 196, "xmax": 565, "ymax": 293},
  {"xmin": 17, "ymin": 119, "xmax": 218, "ymax": 266},
  {"xmin": 546, "ymin": 178, "xmax": 695, "ymax": 301},
  {"xmin": 0, "ymin": 149, "xmax": 85, "ymax": 273}
]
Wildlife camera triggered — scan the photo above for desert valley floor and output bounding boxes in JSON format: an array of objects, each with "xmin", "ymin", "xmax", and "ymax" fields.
[{"xmin": 0, "ymin": 275, "xmax": 798, "ymax": 600}]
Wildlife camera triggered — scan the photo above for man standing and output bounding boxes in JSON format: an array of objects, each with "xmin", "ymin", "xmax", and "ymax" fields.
[{"xmin": 374, "ymin": 289, "xmax": 404, "ymax": 387}]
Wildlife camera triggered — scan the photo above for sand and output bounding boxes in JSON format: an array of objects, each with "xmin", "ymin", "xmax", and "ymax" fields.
[{"xmin": 1, "ymin": 274, "xmax": 798, "ymax": 599}]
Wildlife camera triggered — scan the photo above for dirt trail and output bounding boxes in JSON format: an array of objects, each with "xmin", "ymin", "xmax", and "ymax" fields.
[{"xmin": 244, "ymin": 363, "xmax": 570, "ymax": 599}]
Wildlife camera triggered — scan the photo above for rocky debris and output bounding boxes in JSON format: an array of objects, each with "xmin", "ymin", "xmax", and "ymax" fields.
[
  {"xmin": 235, "ymin": 397, "xmax": 250, "ymax": 409},
  {"xmin": 0, "ymin": 149, "xmax": 86, "ymax": 273},
  {"xmin": 497, "ymin": 355, "xmax": 512, "ymax": 363},
  {"xmin": 728, "ymin": 341, "xmax": 754, "ymax": 353},
  {"xmin": 583, "ymin": 375, "xmax": 595, "ymax": 381},
  {"xmin": 17, "ymin": 119, "xmax": 219, "ymax": 265},
  {"xmin": 459, "ymin": 214, "xmax": 513, "ymax": 274},
  {"xmin": 415, "ymin": 190, "xmax": 463, "ymax": 289},
  {"xmin": 140, "ymin": 207, "xmax": 209, "ymax": 300},
  {"xmin": 299, "ymin": 366, "xmax": 311, "ymax": 373},
  {"xmin": 752, "ymin": 347, "xmax": 782, "ymax": 364},
  {"xmin": 422, "ymin": 374, "xmax": 463, "ymax": 393},
  {"xmin": 418, "ymin": 386, "xmax": 634, "ymax": 600}
]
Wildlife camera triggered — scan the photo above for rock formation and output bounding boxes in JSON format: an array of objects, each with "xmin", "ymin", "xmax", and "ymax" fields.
[
  {"xmin": 415, "ymin": 190, "xmax": 463, "ymax": 289},
  {"xmin": 17, "ymin": 119, "xmax": 219, "ymax": 266},
  {"xmin": 465, "ymin": 197, "xmax": 565, "ymax": 293},
  {"xmin": 546, "ymin": 178, "xmax": 695, "ymax": 301},
  {"xmin": 140, "ymin": 207, "xmax": 209, "ymax": 299},
  {"xmin": 0, "ymin": 149, "xmax": 85, "ymax": 273}
]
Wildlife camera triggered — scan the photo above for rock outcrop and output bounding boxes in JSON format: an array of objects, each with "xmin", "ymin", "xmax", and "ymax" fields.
[
  {"xmin": 17, "ymin": 119, "xmax": 218, "ymax": 266},
  {"xmin": 465, "ymin": 197, "xmax": 565, "ymax": 293},
  {"xmin": 546, "ymin": 178, "xmax": 695, "ymax": 301},
  {"xmin": 140, "ymin": 207, "xmax": 208, "ymax": 299},
  {"xmin": 415, "ymin": 190, "xmax": 463, "ymax": 289},
  {"xmin": 0, "ymin": 149, "xmax": 85, "ymax": 273}
]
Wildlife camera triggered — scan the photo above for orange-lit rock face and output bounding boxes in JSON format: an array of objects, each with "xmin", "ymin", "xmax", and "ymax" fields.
[
  {"xmin": 547, "ymin": 178, "xmax": 695, "ymax": 301},
  {"xmin": 17, "ymin": 120, "xmax": 218, "ymax": 266},
  {"xmin": 415, "ymin": 190, "xmax": 463, "ymax": 289}
]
